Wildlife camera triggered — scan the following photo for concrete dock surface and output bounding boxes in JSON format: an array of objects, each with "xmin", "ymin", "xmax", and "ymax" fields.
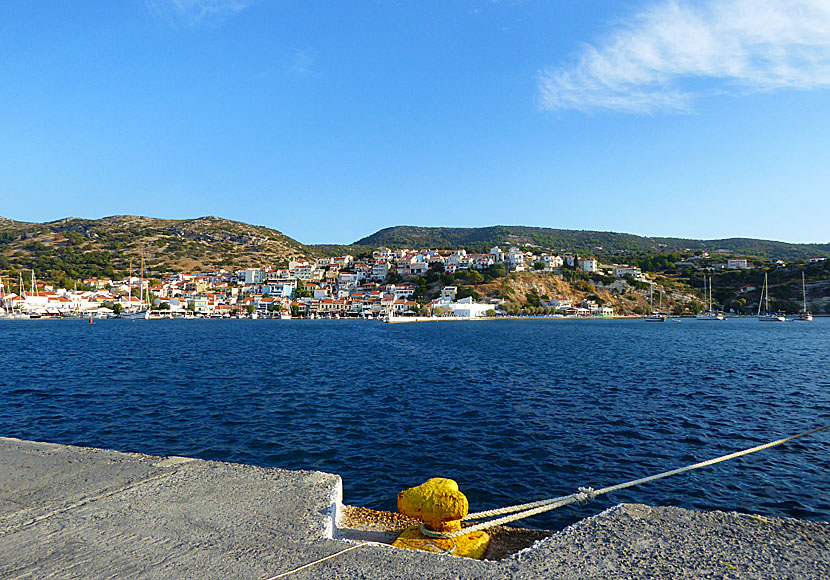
[{"xmin": 1, "ymin": 437, "xmax": 828, "ymax": 579}]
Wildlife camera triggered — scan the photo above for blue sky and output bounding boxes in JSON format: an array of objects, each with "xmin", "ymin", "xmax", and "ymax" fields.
[{"xmin": 2, "ymin": 1, "xmax": 830, "ymax": 245}]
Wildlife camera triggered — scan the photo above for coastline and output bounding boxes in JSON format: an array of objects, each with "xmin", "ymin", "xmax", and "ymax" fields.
[{"xmin": 2, "ymin": 437, "xmax": 827, "ymax": 579}]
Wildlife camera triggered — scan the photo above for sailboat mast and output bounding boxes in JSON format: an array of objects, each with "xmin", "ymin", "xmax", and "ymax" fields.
[
  {"xmin": 140, "ymin": 248, "xmax": 146, "ymax": 310},
  {"xmin": 802, "ymin": 271, "xmax": 807, "ymax": 313},
  {"xmin": 703, "ymin": 275, "xmax": 709, "ymax": 313},
  {"xmin": 758, "ymin": 274, "xmax": 767, "ymax": 316}
]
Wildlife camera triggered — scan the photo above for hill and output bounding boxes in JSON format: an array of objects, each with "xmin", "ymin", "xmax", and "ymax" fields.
[
  {"xmin": 0, "ymin": 215, "xmax": 309, "ymax": 284},
  {"xmin": 354, "ymin": 226, "xmax": 830, "ymax": 262}
]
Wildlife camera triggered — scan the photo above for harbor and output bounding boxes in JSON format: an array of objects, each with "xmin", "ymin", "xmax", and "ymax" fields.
[
  {"xmin": 4, "ymin": 2, "xmax": 830, "ymax": 577},
  {"xmin": 2, "ymin": 437, "xmax": 828, "ymax": 579},
  {"xmin": 1, "ymin": 317, "xmax": 828, "ymax": 534}
]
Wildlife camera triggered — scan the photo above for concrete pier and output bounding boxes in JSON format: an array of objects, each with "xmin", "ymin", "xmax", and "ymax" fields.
[{"xmin": 2, "ymin": 437, "xmax": 828, "ymax": 579}]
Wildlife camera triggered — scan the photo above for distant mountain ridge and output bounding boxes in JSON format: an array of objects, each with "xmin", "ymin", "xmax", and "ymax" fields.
[{"xmin": 354, "ymin": 225, "xmax": 830, "ymax": 261}]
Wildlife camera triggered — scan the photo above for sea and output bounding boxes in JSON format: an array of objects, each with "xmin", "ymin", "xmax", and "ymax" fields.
[{"xmin": 1, "ymin": 317, "xmax": 828, "ymax": 531}]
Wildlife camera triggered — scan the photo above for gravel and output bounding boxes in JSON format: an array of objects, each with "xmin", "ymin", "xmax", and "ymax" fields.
[{"xmin": 505, "ymin": 503, "xmax": 830, "ymax": 579}]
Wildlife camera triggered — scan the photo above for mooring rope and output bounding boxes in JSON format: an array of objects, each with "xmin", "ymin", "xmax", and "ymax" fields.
[{"xmin": 421, "ymin": 424, "xmax": 830, "ymax": 540}]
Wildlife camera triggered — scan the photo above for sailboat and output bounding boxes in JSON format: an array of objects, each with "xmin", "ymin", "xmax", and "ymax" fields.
[
  {"xmin": 645, "ymin": 284, "xmax": 666, "ymax": 322},
  {"xmin": 757, "ymin": 273, "xmax": 786, "ymax": 322},
  {"xmin": 0, "ymin": 278, "xmax": 9, "ymax": 318},
  {"xmin": 794, "ymin": 271, "xmax": 813, "ymax": 322},
  {"xmin": 26, "ymin": 270, "xmax": 45, "ymax": 318},
  {"xmin": 121, "ymin": 251, "xmax": 151, "ymax": 320},
  {"xmin": 696, "ymin": 276, "xmax": 725, "ymax": 320},
  {"xmin": 7, "ymin": 272, "xmax": 29, "ymax": 319}
]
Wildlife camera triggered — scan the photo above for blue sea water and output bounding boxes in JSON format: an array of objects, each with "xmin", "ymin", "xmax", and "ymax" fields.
[{"xmin": 1, "ymin": 317, "xmax": 828, "ymax": 530}]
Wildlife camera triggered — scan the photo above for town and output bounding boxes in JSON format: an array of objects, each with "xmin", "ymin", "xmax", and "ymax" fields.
[{"xmin": 1, "ymin": 245, "xmax": 826, "ymax": 320}]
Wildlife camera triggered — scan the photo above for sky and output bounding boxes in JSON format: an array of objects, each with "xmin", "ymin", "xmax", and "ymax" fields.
[{"xmin": 2, "ymin": 0, "xmax": 830, "ymax": 245}]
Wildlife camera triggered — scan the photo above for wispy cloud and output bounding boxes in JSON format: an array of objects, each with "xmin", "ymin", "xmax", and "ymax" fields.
[
  {"xmin": 539, "ymin": 0, "xmax": 830, "ymax": 114},
  {"xmin": 291, "ymin": 49, "xmax": 314, "ymax": 77},
  {"xmin": 146, "ymin": 0, "xmax": 253, "ymax": 28}
]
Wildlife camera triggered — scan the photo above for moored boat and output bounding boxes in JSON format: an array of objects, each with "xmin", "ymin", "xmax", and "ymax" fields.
[
  {"xmin": 757, "ymin": 273, "xmax": 786, "ymax": 322},
  {"xmin": 793, "ymin": 272, "xmax": 812, "ymax": 322},
  {"xmin": 696, "ymin": 276, "xmax": 726, "ymax": 320}
]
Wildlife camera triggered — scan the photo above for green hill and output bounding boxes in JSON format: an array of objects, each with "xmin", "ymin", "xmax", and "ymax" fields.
[{"xmin": 354, "ymin": 225, "xmax": 830, "ymax": 261}]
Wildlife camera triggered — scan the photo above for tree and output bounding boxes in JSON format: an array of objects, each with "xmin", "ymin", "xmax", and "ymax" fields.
[
  {"xmin": 533, "ymin": 261, "xmax": 545, "ymax": 270},
  {"xmin": 294, "ymin": 280, "xmax": 311, "ymax": 298},
  {"xmin": 525, "ymin": 291, "xmax": 541, "ymax": 307},
  {"xmin": 246, "ymin": 304, "xmax": 256, "ymax": 315},
  {"xmin": 112, "ymin": 303, "xmax": 122, "ymax": 315},
  {"xmin": 487, "ymin": 263, "xmax": 506, "ymax": 279},
  {"xmin": 290, "ymin": 304, "xmax": 301, "ymax": 317},
  {"xmin": 468, "ymin": 270, "xmax": 484, "ymax": 285},
  {"xmin": 456, "ymin": 286, "xmax": 481, "ymax": 301}
]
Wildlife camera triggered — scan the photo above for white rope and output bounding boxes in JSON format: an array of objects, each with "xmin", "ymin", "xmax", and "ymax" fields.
[
  {"xmin": 262, "ymin": 544, "xmax": 364, "ymax": 579},
  {"xmin": 422, "ymin": 424, "xmax": 830, "ymax": 540}
]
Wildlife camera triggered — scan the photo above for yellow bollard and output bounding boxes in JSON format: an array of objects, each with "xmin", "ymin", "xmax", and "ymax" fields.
[{"xmin": 392, "ymin": 478, "xmax": 490, "ymax": 559}]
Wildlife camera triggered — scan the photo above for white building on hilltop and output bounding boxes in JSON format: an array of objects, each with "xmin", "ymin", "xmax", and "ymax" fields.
[{"xmin": 613, "ymin": 266, "xmax": 643, "ymax": 279}]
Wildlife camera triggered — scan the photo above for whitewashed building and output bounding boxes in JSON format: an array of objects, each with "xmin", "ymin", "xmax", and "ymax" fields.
[
  {"xmin": 579, "ymin": 258, "xmax": 598, "ymax": 273},
  {"xmin": 613, "ymin": 266, "xmax": 643, "ymax": 278}
]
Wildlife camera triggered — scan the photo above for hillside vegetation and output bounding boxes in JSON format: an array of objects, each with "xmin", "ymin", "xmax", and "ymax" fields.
[
  {"xmin": 427, "ymin": 270, "xmax": 700, "ymax": 316},
  {"xmin": 0, "ymin": 216, "xmax": 309, "ymax": 285},
  {"xmin": 355, "ymin": 225, "xmax": 830, "ymax": 262}
]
